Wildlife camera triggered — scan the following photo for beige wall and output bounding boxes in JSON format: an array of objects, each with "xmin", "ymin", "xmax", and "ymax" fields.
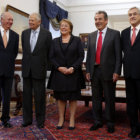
[{"xmin": 0, "ymin": 0, "xmax": 39, "ymax": 14}]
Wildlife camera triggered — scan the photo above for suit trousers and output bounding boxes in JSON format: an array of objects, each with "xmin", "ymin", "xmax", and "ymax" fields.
[
  {"xmin": 0, "ymin": 76, "xmax": 13, "ymax": 123},
  {"xmin": 125, "ymin": 78, "xmax": 140, "ymax": 128},
  {"xmin": 23, "ymin": 77, "xmax": 46, "ymax": 125},
  {"xmin": 91, "ymin": 66, "xmax": 116, "ymax": 126}
]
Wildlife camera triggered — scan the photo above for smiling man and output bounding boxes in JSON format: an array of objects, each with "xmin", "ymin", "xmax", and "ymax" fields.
[
  {"xmin": 86, "ymin": 11, "xmax": 122, "ymax": 133},
  {"xmin": 121, "ymin": 7, "xmax": 140, "ymax": 138},
  {"xmin": 21, "ymin": 13, "xmax": 52, "ymax": 128},
  {"xmin": 0, "ymin": 12, "xmax": 19, "ymax": 128}
]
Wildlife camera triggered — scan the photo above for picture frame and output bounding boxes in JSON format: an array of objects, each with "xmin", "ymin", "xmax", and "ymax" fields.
[
  {"xmin": 79, "ymin": 33, "xmax": 89, "ymax": 51},
  {"xmin": 6, "ymin": 5, "xmax": 29, "ymax": 53}
]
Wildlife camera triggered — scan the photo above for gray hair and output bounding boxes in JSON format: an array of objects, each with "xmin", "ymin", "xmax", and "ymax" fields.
[
  {"xmin": 95, "ymin": 11, "xmax": 108, "ymax": 20},
  {"xmin": 128, "ymin": 7, "xmax": 140, "ymax": 14},
  {"xmin": 29, "ymin": 13, "xmax": 41, "ymax": 21},
  {"xmin": 1, "ymin": 12, "xmax": 12, "ymax": 20}
]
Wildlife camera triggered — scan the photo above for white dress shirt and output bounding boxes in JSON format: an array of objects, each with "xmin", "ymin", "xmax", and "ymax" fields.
[
  {"xmin": 0, "ymin": 26, "xmax": 10, "ymax": 42},
  {"xmin": 96, "ymin": 26, "xmax": 107, "ymax": 50}
]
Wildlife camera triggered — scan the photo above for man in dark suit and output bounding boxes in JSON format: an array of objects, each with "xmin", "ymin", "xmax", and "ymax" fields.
[
  {"xmin": 0, "ymin": 12, "xmax": 19, "ymax": 127},
  {"xmin": 86, "ymin": 11, "xmax": 122, "ymax": 133},
  {"xmin": 121, "ymin": 7, "xmax": 140, "ymax": 138},
  {"xmin": 21, "ymin": 13, "xmax": 52, "ymax": 128}
]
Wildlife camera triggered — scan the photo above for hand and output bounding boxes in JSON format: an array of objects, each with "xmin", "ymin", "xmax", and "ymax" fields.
[
  {"xmin": 58, "ymin": 67, "xmax": 67, "ymax": 74},
  {"xmin": 86, "ymin": 73, "xmax": 91, "ymax": 82},
  {"xmin": 65, "ymin": 67, "xmax": 74, "ymax": 75},
  {"xmin": 113, "ymin": 73, "xmax": 119, "ymax": 82}
]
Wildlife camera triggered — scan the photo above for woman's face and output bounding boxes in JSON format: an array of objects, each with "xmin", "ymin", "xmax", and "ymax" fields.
[{"xmin": 60, "ymin": 21, "xmax": 71, "ymax": 35}]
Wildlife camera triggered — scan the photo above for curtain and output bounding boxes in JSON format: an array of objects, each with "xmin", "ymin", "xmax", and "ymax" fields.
[{"xmin": 39, "ymin": 0, "xmax": 68, "ymax": 30}]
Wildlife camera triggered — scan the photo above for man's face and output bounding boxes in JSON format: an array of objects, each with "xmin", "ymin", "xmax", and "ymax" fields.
[
  {"xmin": 128, "ymin": 8, "xmax": 140, "ymax": 27},
  {"xmin": 29, "ymin": 15, "xmax": 41, "ymax": 30},
  {"xmin": 94, "ymin": 13, "xmax": 108, "ymax": 31},
  {"xmin": 1, "ymin": 13, "xmax": 13, "ymax": 30}
]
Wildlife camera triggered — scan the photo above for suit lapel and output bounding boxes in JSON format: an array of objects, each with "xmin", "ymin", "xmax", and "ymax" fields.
[
  {"xmin": 133, "ymin": 29, "xmax": 140, "ymax": 45},
  {"xmin": 6, "ymin": 30, "xmax": 12, "ymax": 48},
  {"xmin": 59, "ymin": 35, "xmax": 74, "ymax": 57},
  {"xmin": 90, "ymin": 31, "xmax": 97, "ymax": 52},
  {"xmin": 101, "ymin": 28, "xmax": 111, "ymax": 53},
  {"xmin": 32, "ymin": 28, "xmax": 42, "ymax": 53},
  {"xmin": 0, "ymin": 30, "xmax": 12, "ymax": 49},
  {"xmin": 0, "ymin": 32, "xmax": 4, "ymax": 48},
  {"xmin": 26, "ymin": 29, "xmax": 31, "ymax": 53},
  {"xmin": 126, "ymin": 27, "xmax": 131, "ymax": 46}
]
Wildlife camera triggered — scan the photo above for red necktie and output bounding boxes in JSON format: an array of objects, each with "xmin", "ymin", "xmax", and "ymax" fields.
[
  {"xmin": 95, "ymin": 32, "xmax": 102, "ymax": 64},
  {"xmin": 131, "ymin": 27, "xmax": 136, "ymax": 46}
]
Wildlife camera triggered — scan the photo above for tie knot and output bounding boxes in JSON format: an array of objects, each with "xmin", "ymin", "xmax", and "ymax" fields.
[
  {"xmin": 3, "ymin": 30, "xmax": 7, "ymax": 33},
  {"xmin": 33, "ymin": 30, "xmax": 37, "ymax": 34},
  {"xmin": 132, "ymin": 27, "xmax": 136, "ymax": 31},
  {"xmin": 99, "ymin": 32, "xmax": 102, "ymax": 35}
]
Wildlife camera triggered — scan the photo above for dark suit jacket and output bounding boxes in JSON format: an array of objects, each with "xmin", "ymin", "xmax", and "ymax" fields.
[
  {"xmin": 21, "ymin": 26, "xmax": 52, "ymax": 79},
  {"xmin": 86, "ymin": 28, "xmax": 122, "ymax": 80},
  {"xmin": 48, "ymin": 35, "xmax": 85, "ymax": 91},
  {"xmin": 0, "ymin": 30, "xmax": 19, "ymax": 77},
  {"xmin": 121, "ymin": 27, "xmax": 140, "ymax": 79}
]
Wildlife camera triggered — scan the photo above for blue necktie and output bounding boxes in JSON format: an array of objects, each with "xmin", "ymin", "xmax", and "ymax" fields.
[{"xmin": 30, "ymin": 31, "xmax": 37, "ymax": 52}]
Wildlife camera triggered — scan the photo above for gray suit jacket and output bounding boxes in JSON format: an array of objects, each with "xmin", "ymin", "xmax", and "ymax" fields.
[
  {"xmin": 21, "ymin": 26, "xmax": 52, "ymax": 79},
  {"xmin": 86, "ymin": 28, "xmax": 122, "ymax": 80}
]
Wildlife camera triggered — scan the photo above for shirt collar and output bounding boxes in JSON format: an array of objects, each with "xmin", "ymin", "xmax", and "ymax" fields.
[
  {"xmin": 31, "ymin": 26, "xmax": 40, "ymax": 34},
  {"xmin": 131, "ymin": 24, "xmax": 140, "ymax": 30},
  {"xmin": 0, "ymin": 26, "xmax": 9, "ymax": 33},
  {"xmin": 98, "ymin": 26, "xmax": 107, "ymax": 34}
]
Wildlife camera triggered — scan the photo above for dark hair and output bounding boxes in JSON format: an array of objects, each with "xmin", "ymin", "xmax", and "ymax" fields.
[
  {"xmin": 95, "ymin": 11, "xmax": 108, "ymax": 20},
  {"xmin": 60, "ymin": 19, "xmax": 73, "ymax": 34}
]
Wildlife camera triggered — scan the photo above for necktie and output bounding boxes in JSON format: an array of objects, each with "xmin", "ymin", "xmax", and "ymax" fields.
[
  {"xmin": 131, "ymin": 27, "xmax": 136, "ymax": 46},
  {"xmin": 3, "ymin": 30, "xmax": 7, "ymax": 48},
  {"xmin": 95, "ymin": 32, "xmax": 102, "ymax": 64},
  {"xmin": 30, "ymin": 31, "xmax": 37, "ymax": 52}
]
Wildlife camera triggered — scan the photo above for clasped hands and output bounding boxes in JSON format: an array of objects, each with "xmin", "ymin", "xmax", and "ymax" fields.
[{"xmin": 58, "ymin": 67, "xmax": 74, "ymax": 75}]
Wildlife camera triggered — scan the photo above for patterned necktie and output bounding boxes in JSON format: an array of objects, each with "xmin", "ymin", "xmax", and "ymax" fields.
[
  {"xmin": 3, "ymin": 30, "xmax": 7, "ymax": 48},
  {"xmin": 131, "ymin": 27, "xmax": 136, "ymax": 46},
  {"xmin": 30, "ymin": 31, "xmax": 37, "ymax": 52},
  {"xmin": 95, "ymin": 31, "xmax": 102, "ymax": 64}
]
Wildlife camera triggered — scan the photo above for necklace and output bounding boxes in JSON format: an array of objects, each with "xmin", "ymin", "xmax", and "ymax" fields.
[{"xmin": 62, "ymin": 35, "xmax": 71, "ymax": 43}]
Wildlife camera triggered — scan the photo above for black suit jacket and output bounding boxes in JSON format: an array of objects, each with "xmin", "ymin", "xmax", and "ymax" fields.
[
  {"xmin": 0, "ymin": 30, "xmax": 19, "ymax": 77},
  {"xmin": 86, "ymin": 28, "xmax": 122, "ymax": 80},
  {"xmin": 21, "ymin": 27, "xmax": 52, "ymax": 79},
  {"xmin": 121, "ymin": 27, "xmax": 140, "ymax": 79},
  {"xmin": 48, "ymin": 35, "xmax": 85, "ymax": 91}
]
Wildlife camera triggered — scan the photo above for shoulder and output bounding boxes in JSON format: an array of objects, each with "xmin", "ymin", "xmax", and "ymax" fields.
[
  {"xmin": 53, "ymin": 37, "xmax": 60, "ymax": 41},
  {"xmin": 89, "ymin": 31, "xmax": 97, "ymax": 37},
  {"xmin": 40, "ymin": 27, "xmax": 51, "ymax": 35},
  {"xmin": 107, "ymin": 28, "xmax": 120, "ymax": 34},
  {"xmin": 22, "ymin": 28, "xmax": 30, "ymax": 35},
  {"xmin": 10, "ymin": 29, "xmax": 19, "ymax": 37},
  {"xmin": 72, "ymin": 35, "xmax": 81, "ymax": 42},
  {"xmin": 121, "ymin": 27, "xmax": 130, "ymax": 34}
]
